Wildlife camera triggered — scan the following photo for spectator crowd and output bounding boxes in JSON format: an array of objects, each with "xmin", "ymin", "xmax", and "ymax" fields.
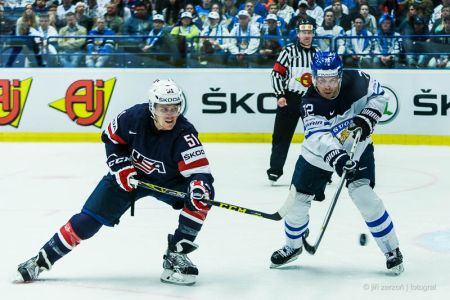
[{"xmin": 0, "ymin": 0, "xmax": 449, "ymax": 68}]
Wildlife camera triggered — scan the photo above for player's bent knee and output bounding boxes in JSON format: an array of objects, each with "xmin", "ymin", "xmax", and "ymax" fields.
[
  {"xmin": 348, "ymin": 178, "xmax": 371, "ymax": 191},
  {"xmin": 68, "ymin": 212, "xmax": 103, "ymax": 240},
  {"xmin": 348, "ymin": 179, "xmax": 384, "ymax": 216}
]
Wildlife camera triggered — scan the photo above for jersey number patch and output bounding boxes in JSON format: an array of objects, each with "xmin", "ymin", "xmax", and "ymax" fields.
[
  {"xmin": 303, "ymin": 104, "xmax": 314, "ymax": 117},
  {"xmin": 184, "ymin": 134, "xmax": 201, "ymax": 147}
]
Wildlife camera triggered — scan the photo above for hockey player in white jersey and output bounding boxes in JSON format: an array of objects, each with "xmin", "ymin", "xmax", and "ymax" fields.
[{"xmin": 270, "ymin": 52, "xmax": 404, "ymax": 275}]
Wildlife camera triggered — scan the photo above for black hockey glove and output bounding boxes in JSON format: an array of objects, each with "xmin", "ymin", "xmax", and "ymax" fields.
[
  {"xmin": 348, "ymin": 108, "xmax": 382, "ymax": 141},
  {"xmin": 324, "ymin": 149, "xmax": 357, "ymax": 179},
  {"xmin": 186, "ymin": 180, "xmax": 212, "ymax": 212}
]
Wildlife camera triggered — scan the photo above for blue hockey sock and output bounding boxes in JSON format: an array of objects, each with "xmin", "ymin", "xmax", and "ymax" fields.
[
  {"xmin": 172, "ymin": 208, "xmax": 208, "ymax": 244},
  {"xmin": 41, "ymin": 212, "xmax": 102, "ymax": 265}
]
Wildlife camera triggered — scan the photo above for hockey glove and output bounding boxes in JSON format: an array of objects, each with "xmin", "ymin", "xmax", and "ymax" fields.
[
  {"xmin": 114, "ymin": 165, "xmax": 137, "ymax": 192},
  {"xmin": 107, "ymin": 155, "xmax": 137, "ymax": 192},
  {"xmin": 348, "ymin": 108, "xmax": 382, "ymax": 141},
  {"xmin": 187, "ymin": 180, "xmax": 211, "ymax": 212},
  {"xmin": 325, "ymin": 149, "xmax": 357, "ymax": 179}
]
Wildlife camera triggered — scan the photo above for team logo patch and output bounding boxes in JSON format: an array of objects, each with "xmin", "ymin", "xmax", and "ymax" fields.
[
  {"xmin": 181, "ymin": 146, "xmax": 206, "ymax": 164},
  {"xmin": 295, "ymin": 72, "xmax": 313, "ymax": 88},
  {"xmin": 131, "ymin": 149, "xmax": 166, "ymax": 175}
]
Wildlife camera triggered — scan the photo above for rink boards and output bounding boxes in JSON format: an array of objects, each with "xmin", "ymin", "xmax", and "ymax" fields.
[{"xmin": 0, "ymin": 68, "xmax": 449, "ymax": 145}]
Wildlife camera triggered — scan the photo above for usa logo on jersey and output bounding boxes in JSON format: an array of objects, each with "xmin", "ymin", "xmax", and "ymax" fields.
[{"xmin": 131, "ymin": 149, "xmax": 166, "ymax": 175}]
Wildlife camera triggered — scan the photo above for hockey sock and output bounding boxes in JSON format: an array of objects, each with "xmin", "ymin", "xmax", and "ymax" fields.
[
  {"xmin": 41, "ymin": 212, "xmax": 102, "ymax": 265},
  {"xmin": 172, "ymin": 208, "xmax": 208, "ymax": 245},
  {"xmin": 348, "ymin": 179, "xmax": 399, "ymax": 253},
  {"xmin": 284, "ymin": 186, "xmax": 314, "ymax": 249}
]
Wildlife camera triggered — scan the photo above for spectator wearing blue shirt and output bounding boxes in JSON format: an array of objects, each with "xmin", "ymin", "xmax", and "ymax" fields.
[
  {"xmin": 124, "ymin": 1, "xmax": 152, "ymax": 36},
  {"xmin": 238, "ymin": 0, "xmax": 267, "ymax": 18},
  {"xmin": 229, "ymin": 0, "xmax": 263, "ymax": 31},
  {"xmin": 195, "ymin": 0, "xmax": 212, "ymax": 24},
  {"xmin": 258, "ymin": 6, "xmax": 287, "ymax": 35},
  {"xmin": 86, "ymin": 18, "xmax": 115, "ymax": 67},
  {"xmin": 373, "ymin": 13, "xmax": 402, "ymax": 68}
]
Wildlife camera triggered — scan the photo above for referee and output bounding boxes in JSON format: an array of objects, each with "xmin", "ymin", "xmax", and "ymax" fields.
[{"xmin": 267, "ymin": 19, "xmax": 317, "ymax": 183}]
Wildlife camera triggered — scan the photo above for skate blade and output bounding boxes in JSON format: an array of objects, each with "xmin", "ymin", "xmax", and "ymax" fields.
[
  {"xmin": 270, "ymin": 255, "xmax": 300, "ymax": 269},
  {"xmin": 12, "ymin": 271, "xmax": 31, "ymax": 284},
  {"xmin": 160, "ymin": 269, "xmax": 196, "ymax": 286},
  {"xmin": 389, "ymin": 263, "xmax": 404, "ymax": 276}
]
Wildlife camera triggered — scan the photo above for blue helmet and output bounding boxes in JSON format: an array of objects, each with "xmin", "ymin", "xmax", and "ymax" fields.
[{"xmin": 311, "ymin": 52, "xmax": 343, "ymax": 79}]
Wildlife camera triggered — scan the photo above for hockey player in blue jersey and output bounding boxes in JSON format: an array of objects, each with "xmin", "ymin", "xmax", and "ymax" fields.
[
  {"xmin": 17, "ymin": 79, "xmax": 214, "ymax": 285},
  {"xmin": 270, "ymin": 52, "xmax": 404, "ymax": 275}
]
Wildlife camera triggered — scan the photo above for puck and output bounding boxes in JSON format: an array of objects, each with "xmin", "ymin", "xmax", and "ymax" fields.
[{"xmin": 359, "ymin": 233, "xmax": 368, "ymax": 246}]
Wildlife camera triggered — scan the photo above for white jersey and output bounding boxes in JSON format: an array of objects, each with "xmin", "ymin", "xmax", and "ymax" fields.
[
  {"xmin": 300, "ymin": 70, "xmax": 387, "ymax": 172},
  {"xmin": 228, "ymin": 24, "xmax": 261, "ymax": 55}
]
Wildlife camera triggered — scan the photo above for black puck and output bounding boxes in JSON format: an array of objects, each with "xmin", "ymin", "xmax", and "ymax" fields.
[{"xmin": 359, "ymin": 233, "xmax": 368, "ymax": 246}]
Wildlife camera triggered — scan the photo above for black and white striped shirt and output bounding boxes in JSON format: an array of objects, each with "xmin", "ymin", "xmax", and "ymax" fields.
[{"xmin": 271, "ymin": 43, "xmax": 317, "ymax": 98}]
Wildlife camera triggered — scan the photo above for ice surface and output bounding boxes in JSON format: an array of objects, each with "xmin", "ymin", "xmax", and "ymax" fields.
[{"xmin": 1, "ymin": 143, "xmax": 449, "ymax": 300}]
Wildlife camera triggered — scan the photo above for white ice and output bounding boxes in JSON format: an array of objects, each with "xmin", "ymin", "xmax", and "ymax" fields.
[{"xmin": 0, "ymin": 142, "xmax": 449, "ymax": 300}]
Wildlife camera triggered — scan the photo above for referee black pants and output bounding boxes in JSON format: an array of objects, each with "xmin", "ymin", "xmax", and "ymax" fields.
[{"xmin": 268, "ymin": 91, "xmax": 302, "ymax": 177}]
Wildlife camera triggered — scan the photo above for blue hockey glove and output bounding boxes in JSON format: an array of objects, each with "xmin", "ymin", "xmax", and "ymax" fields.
[
  {"xmin": 187, "ymin": 180, "xmax": 211, "ymax": 212},
  {"xmin": 325, "ymin": 149, "xmax": 357, "ymax": 179},
  {"xmin": 348, "ymin": 108, "xmax": 382, "ymax": 141}
]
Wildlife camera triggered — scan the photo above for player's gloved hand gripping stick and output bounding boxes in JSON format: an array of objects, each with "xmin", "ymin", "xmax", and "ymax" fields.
[
  {"xmin": 129, "ymin": 179, "xmax": 295, "ymax": 221},
  {"xmin": 302, "ymin": 129, "xmax": 362, "ymax": 255}
]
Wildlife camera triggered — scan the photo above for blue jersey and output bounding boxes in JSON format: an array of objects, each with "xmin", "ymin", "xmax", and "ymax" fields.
[{"xmin": 102, "ymin": 103, "xmax": 214, "ymax": 190}]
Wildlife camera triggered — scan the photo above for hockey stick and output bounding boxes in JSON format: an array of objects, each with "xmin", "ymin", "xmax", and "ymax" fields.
[
  {"xmin": 302, "ymin": 129, "xmax": 362, "ymax": 255},
  {"xmin": 130, "ymin": 179, "xmax": 294, "ymax": 221}
]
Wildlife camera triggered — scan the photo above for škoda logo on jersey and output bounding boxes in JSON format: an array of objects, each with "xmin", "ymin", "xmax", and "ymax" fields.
[
  {"xmin": 49, "ymin": 78, "xmax": 116, "ymax": 128},
  {"xmin": 0, "ymin": 78, "xmax": 32, "ymax": 127}
]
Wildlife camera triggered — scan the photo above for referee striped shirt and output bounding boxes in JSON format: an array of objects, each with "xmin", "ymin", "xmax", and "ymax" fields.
[{"xmin": 271, "ymin": 43, "xmax": 317, "ymax": 98}]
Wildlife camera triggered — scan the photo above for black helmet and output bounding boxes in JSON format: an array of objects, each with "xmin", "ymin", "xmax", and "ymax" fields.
[{"xmin": 298, "ymin": 18, "xmax": 315, "ymax": 31}]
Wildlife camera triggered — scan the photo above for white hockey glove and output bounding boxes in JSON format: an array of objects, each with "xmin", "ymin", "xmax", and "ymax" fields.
[
  {"xmin": 113, "ymin": 165, "xmax": 137, "ymax": 192},
  {"xmin": 187, "ymin": 180, "xmax": 211, "ymax": 212},
  {"xmin": 107, "ymin": 155, "xmax": 137, "ymax": 192}
]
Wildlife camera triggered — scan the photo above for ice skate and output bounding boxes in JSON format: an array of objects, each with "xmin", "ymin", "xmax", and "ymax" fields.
[
  {"xmin": 160, "ymin": 234, "xmax": 199, "ymax": 286},
  {"xmin": 385, "ymin": 248, "xmax": 404, "ymax": 275},
  {"xmin": 270, "ymin": 245, "xmax": 302, "ymax": 268},
  {"xmin": 16, "ymin": 249, "xmax": 51, "ymax": 282}
]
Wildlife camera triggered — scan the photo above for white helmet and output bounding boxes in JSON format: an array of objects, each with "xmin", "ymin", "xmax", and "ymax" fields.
[{"xmin": 148, "ymin": 79, "xmax": 186, "ymax": 118}]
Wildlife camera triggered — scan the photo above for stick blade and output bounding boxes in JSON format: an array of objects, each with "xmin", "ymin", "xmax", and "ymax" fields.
[{"xmin": 302, "ymin": 236, "xmax": 317, "ymax": 255}]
